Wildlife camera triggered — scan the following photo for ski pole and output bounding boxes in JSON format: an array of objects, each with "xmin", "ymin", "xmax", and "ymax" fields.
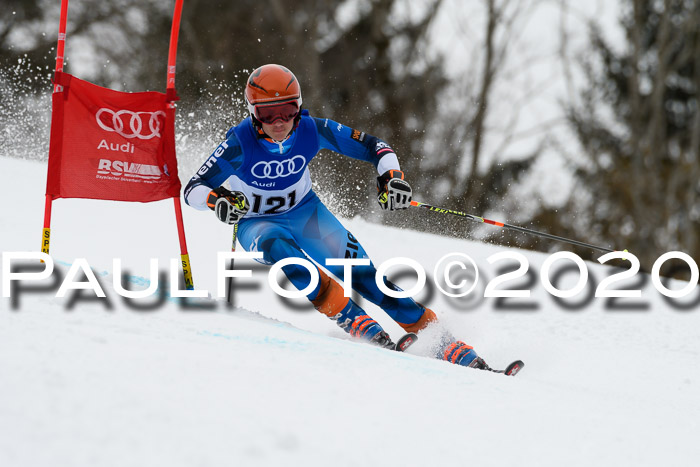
[
  {"xmin": 410, "ymin": 200, "xmax": 617, "ymax": 254},
  {"xmin": 226, "ymin": 223, "xmax": 239, "ymax": 304}
]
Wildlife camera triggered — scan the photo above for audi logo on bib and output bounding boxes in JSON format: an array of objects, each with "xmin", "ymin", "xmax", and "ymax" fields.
[
  {"xmin": 96, "ymin": 108, "xmax": 166, "ymax": 140},
  {"xmin": 252, "ymin": 155, "xmax": 306, "ymax": 179}
]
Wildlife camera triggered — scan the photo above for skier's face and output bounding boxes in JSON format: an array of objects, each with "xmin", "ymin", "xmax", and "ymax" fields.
[{"xmin": 262, "ymin": 119, "xmax": 294, "ymax": 142}]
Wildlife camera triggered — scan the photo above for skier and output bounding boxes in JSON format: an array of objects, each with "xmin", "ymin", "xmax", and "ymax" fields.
[{"xmin": 184, "ymin": 64, "xmax": 487, "ymax": 369}]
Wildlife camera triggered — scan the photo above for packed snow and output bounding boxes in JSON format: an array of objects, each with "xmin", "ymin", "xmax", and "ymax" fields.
[{"xmin": 1, "ymin": 156, "xmax": 699, "ymax": 467}]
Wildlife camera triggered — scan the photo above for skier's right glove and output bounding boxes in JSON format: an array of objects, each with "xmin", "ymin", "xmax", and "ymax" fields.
[
  {"xmin": 206, "ymin": 187, "xmax": 249, "ymax": 224},
  {"xmin": 377, "ymin": 170, "xmax": 412, "ymax": 211}
]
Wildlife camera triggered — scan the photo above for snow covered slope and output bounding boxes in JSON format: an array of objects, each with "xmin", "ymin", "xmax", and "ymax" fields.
[{"xmin": 1, "ymin": 156, "xmax": 699, "ymax": 467}]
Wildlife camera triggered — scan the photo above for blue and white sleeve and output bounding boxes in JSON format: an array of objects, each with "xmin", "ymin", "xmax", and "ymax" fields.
[
  {"xmin": 183, "ymin": 130, "xmax": 245, "ymax": 210},
  {"xmin": 314, "ymin": 117, "xmax": 400, "ymax": 175}
]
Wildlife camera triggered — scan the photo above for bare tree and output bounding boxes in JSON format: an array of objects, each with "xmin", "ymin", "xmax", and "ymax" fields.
[
  {"xmin": 400, "ymin": 0, "xmax": 552, "ymax": 243},
  {"xmin": 566, "ymin": 0, "xmax": 700, "ymax": 276}
]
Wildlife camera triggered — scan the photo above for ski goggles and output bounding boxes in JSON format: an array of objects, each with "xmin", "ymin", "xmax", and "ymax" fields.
[{"xmin": 253, "ymin": 101, "xmax": 300, "ymax": 124}]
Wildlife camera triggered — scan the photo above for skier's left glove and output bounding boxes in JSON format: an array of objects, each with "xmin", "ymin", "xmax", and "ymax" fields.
[
  {"xmin": 206, "ymin": 187, "xmax": 249, "ymax": 224},
  {"xmin": 377, "ymin": 170, "xmax": 412, "ymax": 211}
]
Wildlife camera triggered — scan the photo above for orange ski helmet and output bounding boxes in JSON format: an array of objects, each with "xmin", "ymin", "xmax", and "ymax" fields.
[{"xmin": 245, "ymin": 64, "xmax": 302, "ymax": 124}]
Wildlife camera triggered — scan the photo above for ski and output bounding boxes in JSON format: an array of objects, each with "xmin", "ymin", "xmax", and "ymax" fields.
[
  {"xmin": 487, "ymin": 360, "xmax": 524, "ymax": 376},
  {"xmin": 383, "ymin": 332, "xmax": 519, "ymax": 376},
  {"xmin": 393, "ymin": 332, "xmax": 418, "ymax": 352}
]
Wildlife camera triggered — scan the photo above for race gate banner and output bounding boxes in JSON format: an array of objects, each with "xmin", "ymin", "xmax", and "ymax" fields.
[{"xmin": 46, "ymin": 72, "xmax": 181, "ymax": 202}]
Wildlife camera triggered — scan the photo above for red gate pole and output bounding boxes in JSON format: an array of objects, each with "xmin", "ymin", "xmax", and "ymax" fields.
[
  {"xmin": 53, "ymin": 0, "xmax": 69, "ymax": 93},
  {"xmin": 41, "ymin": 0, "xmax": 69, "ymax": 256},
  {"xmin": 166, "ymin": 0, "xmax": 195, "ymax": 290},
  {"xmin": 166, "ymin": 0, "xmax": 183, "ymax": 93}
]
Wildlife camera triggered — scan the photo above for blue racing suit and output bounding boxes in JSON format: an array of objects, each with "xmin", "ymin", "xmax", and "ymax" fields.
[
  {"xmin": 184, "ymin": 110, "xmax": 481, "ymax": 366},
  {"xmin": 184, "ymin": 110, "xmax": 431, "ymax": 330}
]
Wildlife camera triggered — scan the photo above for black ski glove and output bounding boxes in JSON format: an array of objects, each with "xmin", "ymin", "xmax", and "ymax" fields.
[
  {"xmin": 377, "ymin": 170, "xmax": 412, "ymax": 211},
  {"xmin": 206, "ymin": 186, "xmax": 249, "ymax": 224}
]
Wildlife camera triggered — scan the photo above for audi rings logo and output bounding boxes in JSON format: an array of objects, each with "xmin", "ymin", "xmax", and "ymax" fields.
[
  {"xmin": 96, "ymin": 108, "xmax": 166, "ymax": 140},
  {"xmin": 251, "ymin": 156, "xmax": 307, "ymax": 179}
]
